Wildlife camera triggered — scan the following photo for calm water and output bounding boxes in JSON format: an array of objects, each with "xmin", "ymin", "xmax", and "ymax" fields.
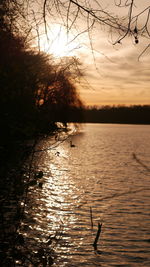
[{"xmin": 22, "ymin": 124, "xmax": 150, "ymax": 266}]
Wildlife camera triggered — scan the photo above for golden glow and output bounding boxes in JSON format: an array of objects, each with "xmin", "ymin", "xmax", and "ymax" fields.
[
  {"xmin": 40, "ymin": 24, "xmax": 79, "ymax": 58},
  {"xmin": 38, "ymin": 24, "xmax": 150, "ymax": 106}
]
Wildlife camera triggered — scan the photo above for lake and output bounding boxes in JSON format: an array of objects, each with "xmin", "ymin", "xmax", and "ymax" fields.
[{"xmin": 22, "ymin": 123, "xmax": 150, "ymax": 266}]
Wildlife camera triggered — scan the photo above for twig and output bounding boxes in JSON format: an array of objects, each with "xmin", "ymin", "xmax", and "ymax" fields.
[
  {"xmin": 93, "ymin": 222, "xmax": 102, "ymax": 250},
  {"xmin": 90, "ymin": 207, "xmax": 93, "ymax": 229},
  {"xmin": 133, "ymin": 153, "xmax": 150, "ymax": 172}
]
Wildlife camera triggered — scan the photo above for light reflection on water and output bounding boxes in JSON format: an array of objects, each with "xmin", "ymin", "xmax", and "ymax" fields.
[{"xmin": 22, "ymin": 124, "xmax": 150, "ymax": 266}]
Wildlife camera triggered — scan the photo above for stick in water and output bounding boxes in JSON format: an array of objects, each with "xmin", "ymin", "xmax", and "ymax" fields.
[
  {"xmin": 93, "ymin": 222, "xmax": 102, "ymax": 250},
  {"xmin": 90, "ymin": 207, "xmax": 93, "ymax": 229}
]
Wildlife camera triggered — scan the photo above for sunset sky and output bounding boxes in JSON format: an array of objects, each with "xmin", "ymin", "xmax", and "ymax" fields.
[
  {"xmin": 36, "ymin": 0, "xmax": 150, "ymax": 106},
  {"xmin": 78, "ymin": 31, "xmax": 150, "ymax": 106}
]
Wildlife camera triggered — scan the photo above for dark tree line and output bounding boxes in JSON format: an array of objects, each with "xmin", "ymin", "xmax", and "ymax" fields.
[{"xmin": 82, "ymin": 105, "xmax": 150, "ymax": 124}]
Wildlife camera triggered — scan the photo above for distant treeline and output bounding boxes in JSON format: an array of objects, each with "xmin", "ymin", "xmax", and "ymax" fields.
[{"xmin": 79, "ymin": 105, "xmax": 150, "ymax": 124}]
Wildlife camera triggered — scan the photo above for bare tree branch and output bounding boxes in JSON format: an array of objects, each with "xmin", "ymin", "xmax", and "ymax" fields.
[{"xmin": 3, "ymin": 0, "xmax": 150, "ymax": 57}]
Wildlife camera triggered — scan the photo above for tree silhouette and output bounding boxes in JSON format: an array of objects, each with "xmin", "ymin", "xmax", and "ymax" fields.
[{"xmin": 0, "ymin": 1, "xmax": 84, "ymax": 144}]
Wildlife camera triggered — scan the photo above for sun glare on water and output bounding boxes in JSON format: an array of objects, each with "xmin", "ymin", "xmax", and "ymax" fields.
[{"xmin": 40, "ymin": 25, "xmax": 79, "ymax": 58}]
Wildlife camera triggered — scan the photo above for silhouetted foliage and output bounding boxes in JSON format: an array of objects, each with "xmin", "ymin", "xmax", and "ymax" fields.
[
  {"xmin": 0, "ymin": 1, "xmax": 83, "ymax": 147},
  {"xmin": 39, "ymin": 70, "xmax": 83, "ymax": 125},
  {"xmin": 0, "ymin": 34, "xmax": 83, "ymax": 146}
]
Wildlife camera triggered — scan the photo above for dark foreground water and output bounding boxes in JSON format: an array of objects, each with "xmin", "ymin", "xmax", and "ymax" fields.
[{"xmin": 21, "ymin": 124, "xmax": 150, "ymax": 266}]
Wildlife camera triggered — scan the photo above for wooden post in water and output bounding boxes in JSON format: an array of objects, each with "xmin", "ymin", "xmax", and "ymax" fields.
[{"xmin": 93, "ymin": 222, "xmax": 102, "ymax": 250}]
